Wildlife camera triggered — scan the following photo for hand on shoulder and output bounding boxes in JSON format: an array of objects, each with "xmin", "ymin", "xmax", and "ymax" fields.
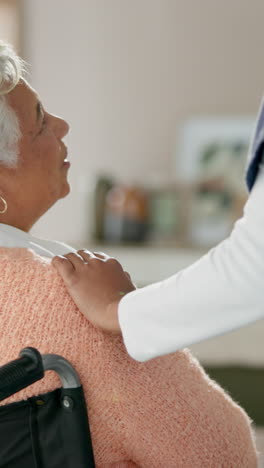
[{"xmin": 52, "ymin": 250, "xmax": 136, "ymax": 334}]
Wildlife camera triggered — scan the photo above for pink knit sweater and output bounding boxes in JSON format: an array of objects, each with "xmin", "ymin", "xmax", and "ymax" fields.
[{"xmin": 0, "ymin": 248, "xmax": 258, "ymax": 467}]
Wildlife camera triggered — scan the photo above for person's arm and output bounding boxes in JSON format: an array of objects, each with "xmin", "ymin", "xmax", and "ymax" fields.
[
  {"xmin": 118, "ymin": 165, "xmax": 264, "ymax": 361},
  {"xmin": 53, "ymin": 166, "xmax": 264, "ymax": 362}
]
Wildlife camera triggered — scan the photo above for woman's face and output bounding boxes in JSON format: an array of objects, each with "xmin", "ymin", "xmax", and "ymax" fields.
[{"xmin": 3, "ymin": 79, "xmax": 70, "ymax": 229}]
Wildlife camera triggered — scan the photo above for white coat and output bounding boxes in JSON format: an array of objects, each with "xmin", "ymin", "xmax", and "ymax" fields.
[{"xmin": 118, "ymin": 99, "xmax": 264, "ymax": 362}]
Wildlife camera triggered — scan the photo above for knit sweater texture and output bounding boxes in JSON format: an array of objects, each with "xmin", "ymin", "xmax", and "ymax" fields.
[{"xmin": 0, "ymin": 248, "xmax": 258, "ymax": 467}]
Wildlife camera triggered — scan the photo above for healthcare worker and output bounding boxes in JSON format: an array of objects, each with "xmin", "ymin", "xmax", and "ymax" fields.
[{"xmin": 53, "ymin": 99, "xmax": 264, "ymax": 363}]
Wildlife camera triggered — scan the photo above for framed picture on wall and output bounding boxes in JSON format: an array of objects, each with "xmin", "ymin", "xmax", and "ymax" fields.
[
  {"xmin": 175, "ymin": 117, "xmax": 255, "ymax": 191},
  {"xmin": 174, "ymin": 118, "xmax": 255, "ymax": 247}
]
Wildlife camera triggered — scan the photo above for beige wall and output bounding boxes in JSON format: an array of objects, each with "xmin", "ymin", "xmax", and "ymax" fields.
[
  {"xmin": 0, "ymin": 0, "xmax": 20, "ymax": 50},
  {"xmin": 21, "ymin": 0, "xmax": 264, "ymax": 243}
]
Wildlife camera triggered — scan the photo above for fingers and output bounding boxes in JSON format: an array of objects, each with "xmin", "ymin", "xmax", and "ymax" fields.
[
  {"xmin": 60, "ymin": 250, "xmax": 97, "ymax": 268},
  {"xmin": 78, "ymin": 249, "xmax": 113, "ymax": 263},
  {"xmin": 63, "ymin": 252, "xmax": 87, "ymax": 268},
  {"xmin": 53, "ymin": 251, "xmax": 91, "ymax": 275},
  {"xmin": 53, "ymin": 249, "xmax": 124, "ymax": 277},
  {"xmin": 77, "ymin": 249, "xmax": 97, "ymax": 262},
  {"xmin": 52, "ymin": 255, "xmax": 75, "ymax": 283},
  {"xmin": 53, "ymin": 250, "xmax": 103, "ymax": 273},
  {"xmin": 93, "ymin": 251, "xmax": 111, "ymax": 261},
  {"xmin": 79, "ymin": 250, "xmax": 112, "ymax": 262}
]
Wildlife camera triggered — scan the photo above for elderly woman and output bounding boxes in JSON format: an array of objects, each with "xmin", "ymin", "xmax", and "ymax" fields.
[{"xmin": 0, "ymin": 41, "xmax": 258, "ymax": 467}]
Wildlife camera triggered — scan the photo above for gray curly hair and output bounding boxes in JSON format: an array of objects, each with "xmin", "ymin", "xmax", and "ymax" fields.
[{"xmin": 0, "ymin": 41, "xmax": 25, "ymax": 167}]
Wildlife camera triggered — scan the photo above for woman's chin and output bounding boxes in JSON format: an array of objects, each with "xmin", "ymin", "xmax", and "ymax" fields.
[{"xmin": 60, "ymin": 181, "xmax": 71, "ymax": 198}]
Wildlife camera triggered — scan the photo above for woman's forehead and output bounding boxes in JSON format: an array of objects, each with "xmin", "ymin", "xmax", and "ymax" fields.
[
  {"xmin": 9, "ymin": 79, "xmax": 39, "ymax": 108},
  {"xmin": 7, "ymin": 79, "xmax": 41, "ymax": 129}
]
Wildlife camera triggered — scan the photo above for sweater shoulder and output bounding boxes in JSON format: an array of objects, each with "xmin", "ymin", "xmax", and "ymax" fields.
[
  {"xmin": 0, "ymin": 246, "xmax": 52, "ymax": 265},
  {"xmin": 0, "ymin": 247, "xmax": 71, "ymax": 309},
  {"xmin": 0, "ymin": 247, "xmax": 56, "ymax": 278}
]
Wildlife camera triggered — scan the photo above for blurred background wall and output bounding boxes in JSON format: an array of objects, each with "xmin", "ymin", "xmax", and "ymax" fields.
[{"xmin": 16, "ymin": 0, "xmax": 264, "ymax": 243}]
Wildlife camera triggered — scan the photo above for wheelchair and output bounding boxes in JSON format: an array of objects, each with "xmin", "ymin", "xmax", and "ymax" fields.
[{"xmin": 0, "ymin": 347, "xmax": 96, "ymax": 467}]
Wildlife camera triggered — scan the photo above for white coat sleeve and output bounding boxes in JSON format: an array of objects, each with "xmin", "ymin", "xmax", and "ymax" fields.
[{"xmin": 118, "ymin": 165, "xmax": 264, "ymax": 362}]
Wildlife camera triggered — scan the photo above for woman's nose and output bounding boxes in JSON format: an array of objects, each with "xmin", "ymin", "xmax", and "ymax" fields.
[
  {"xmin": 51, "ymin": 114, "xmax": 70, "ymax": 138},
  {"xmin": 60, "ymin": 118, "xmax": 70, "ymax": 137}
]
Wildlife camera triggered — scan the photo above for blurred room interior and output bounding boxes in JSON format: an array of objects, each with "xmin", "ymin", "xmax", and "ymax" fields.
[{"xmin": 2, "ymin": 0, "xmax": 264, "ymax": 461}]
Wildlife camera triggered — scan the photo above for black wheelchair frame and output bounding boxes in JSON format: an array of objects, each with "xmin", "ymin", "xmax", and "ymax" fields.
[{"xmin": 0, "ymin": 347, "xmax": 96, "ymax": 467}]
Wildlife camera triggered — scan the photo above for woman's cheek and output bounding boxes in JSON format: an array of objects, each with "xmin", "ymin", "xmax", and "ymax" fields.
[{"xmin": 38, "ymin": 135, "xmax": 60, "ymax": 161}]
